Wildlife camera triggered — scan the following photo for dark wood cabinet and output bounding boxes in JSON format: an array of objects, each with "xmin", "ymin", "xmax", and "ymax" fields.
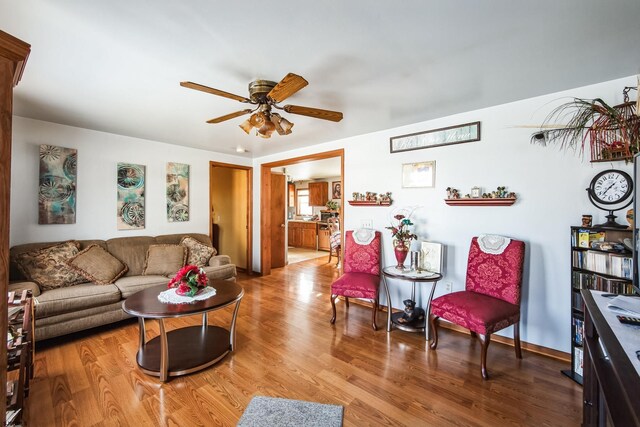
[
  {"xmin": 288, "ymin": 221, "xmax": 317, "ymax": 249},
  {"xmin": 581, "ymin": 290, "xmax": 640, "ymax": 426},
  {"xmin": 308, "ymin": 182, "xmax": 328, "ymax": 206}
]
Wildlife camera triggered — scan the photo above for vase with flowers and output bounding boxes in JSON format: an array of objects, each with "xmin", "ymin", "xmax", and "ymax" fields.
[
  {"xmin": 386, "ymin": 214, "xmax": 417, "ymax": 270},
  {"xmin": 168, "ymin": 265, "xmax": 209, "ymax": 297}
]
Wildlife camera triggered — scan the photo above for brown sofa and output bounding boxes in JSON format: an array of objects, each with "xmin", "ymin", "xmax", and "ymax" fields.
[{"xmin": 8, "ymin": 233, "xmax": 236, "ymax": 341}]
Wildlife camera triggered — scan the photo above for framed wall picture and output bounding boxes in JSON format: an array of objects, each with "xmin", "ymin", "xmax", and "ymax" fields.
[
  {"xmin": 390, "ymin": 121, "xmax": 481, "ymax": 153},
  {"xmin": 402, "ymin": 161, "xmax": 435, "ymax": 188},
  {"xmin": 332, "ymin": 181, "xmax": 342, "ymax": 199}
]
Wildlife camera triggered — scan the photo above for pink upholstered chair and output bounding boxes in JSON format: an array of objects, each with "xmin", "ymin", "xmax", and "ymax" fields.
[
  {"xmin": 330, "ymin": 230, "xmax": 381, "ymax": 330},
  {"xmin": 429, "ymin": 236, "xmax": 525, "ymax": 379}
]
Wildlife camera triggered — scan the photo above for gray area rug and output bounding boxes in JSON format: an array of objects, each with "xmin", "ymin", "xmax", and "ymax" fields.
[{"xmin": 237, "ymin": 396, "xmax": 343, "ymax": 427}]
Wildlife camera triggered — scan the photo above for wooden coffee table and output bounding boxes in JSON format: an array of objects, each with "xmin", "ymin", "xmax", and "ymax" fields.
[{"xmin": 122, "ymin": 280, "xmax": 244, "ymax": 382}]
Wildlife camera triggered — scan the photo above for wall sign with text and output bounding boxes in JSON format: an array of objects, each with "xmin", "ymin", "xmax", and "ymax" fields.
[{"xmin": 390, "ymin": 121, "xmax": 481, "ymax": 153}]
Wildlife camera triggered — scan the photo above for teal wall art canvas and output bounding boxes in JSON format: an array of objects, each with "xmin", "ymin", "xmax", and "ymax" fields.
[
  {"xmin": 38, "ymin": 144, "xmax": 77, "ymax": 224},
  {"xmin": 117, "ymin": 163, "xmax": 145, "ymax": 230},
  {"xmin": 166, "ymin": 162, "xmax": 189, "ymax": 222}
]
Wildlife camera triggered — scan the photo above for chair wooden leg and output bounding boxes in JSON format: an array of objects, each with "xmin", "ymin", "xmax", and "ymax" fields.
[
  {"xmin": 371, "ymin": 297, "xmax": 378, "ymax": 331},
  {"xmin": 345, "ymin": 297, "xmax": 349, "ymax": 308},
  {"xmin": 335, "ymin": 246, "xmax": 341, "ymax": 267},
  {"xmin": 479, "ymin": 333, "xmax": 491, "ymax": 380},
  {"xmin": 514, "ymin": 322, "xmax": 522, "ymax": 359},
  {"xmin": 470, "ymin": 331, "xmax": 477, "ymax": 338},
  {"xmin": 429, "ymin": 314, "xmax": 439, "ymax": 349},
  {"xmin": 327, "ymin": 249, "xmax": 333, "ymax": 264},
  {"xmin": 330, "ymin": 294, "xmax": 337, "ymax": 324}
]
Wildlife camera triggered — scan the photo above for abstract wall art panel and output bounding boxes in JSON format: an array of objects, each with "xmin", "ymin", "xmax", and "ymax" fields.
[
  {"xmin": 117, "ymin": 163, "xmax": 145, "ymax": 230},
  {"xmin": 38, "ymin": 144, "xmax": 77, "ymax": 224},
  {"xmin": 166, "ymin": 162, "xmax": 189, "ymax": 222}
]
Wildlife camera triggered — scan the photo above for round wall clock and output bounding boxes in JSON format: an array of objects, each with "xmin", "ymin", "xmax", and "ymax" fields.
[{"xmin": 586, "ymin": 169, "xmax": 634, "ymax": 228}]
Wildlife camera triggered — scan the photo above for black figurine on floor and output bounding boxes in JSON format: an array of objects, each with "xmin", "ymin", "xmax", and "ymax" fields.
[{"xmin": 398, "ymin": 299, "xmax": 425, "ymax": 324}]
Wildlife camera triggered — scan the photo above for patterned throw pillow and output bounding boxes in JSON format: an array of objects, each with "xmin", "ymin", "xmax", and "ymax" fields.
[
  {"xmin": 14, "ymin": 241, "xmax": 87, "ymax": 290},
  {"xmin": 180, "ymin": 236, "xmax": 216, "ymax": 268},
  {"xmin": 67, "ymin": 244, "xmax": 129, "ymax": 285},
  {"xmin": 143, "ymin": 244, "xmax": 186, "ymax": 277}
]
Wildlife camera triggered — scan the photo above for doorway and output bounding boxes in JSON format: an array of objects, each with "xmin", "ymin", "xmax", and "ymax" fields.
[
  {"xmin": 210, "ymin": 162, "xmax": 252, "ymax": 273},
  {"xmin": 260, "ymin": 149, "xmax": 344, "ymax": 276}
]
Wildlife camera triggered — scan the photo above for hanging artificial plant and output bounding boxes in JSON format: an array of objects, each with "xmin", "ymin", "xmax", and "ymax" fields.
[{"xmin": 532, "ymin": 86, "xmax": 640, "ymax": 163}]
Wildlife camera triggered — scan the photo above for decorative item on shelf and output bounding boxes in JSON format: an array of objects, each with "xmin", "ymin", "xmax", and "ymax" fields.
[
  {"xmin": 531, "ymin": 86, "xmax": 639, "ymax": 163},
  {"xmin": 586, "ymin": 169, "xmax": 634, "ymax": 228},
  {"xmin": 348, "ymin": 191, "xmax": 393, "ymax": 206},
  {"xmin": 168, "ymin": 265, "xmax": 209, "ymax": 297},
  {"xmin": 471, "ymin": 186, "xmax": 481, "ymax": 198},
  {"xmin": 627, "ymin": 209, "xmax": 634, "ymax": 229},
  {"xmin": 582, "ymin": 214, "xmax": 593, "ymax": 227},
  {"xmin": 445, "ymin": 187, "xmax": 460, "ymax": 199},
  {"xmin": 445, "ymin": 186, "xmax": 517, "ymax": 206},
  {"xmin": 386, "ymin": 213, "xmax": 417, "ymax": 270}
]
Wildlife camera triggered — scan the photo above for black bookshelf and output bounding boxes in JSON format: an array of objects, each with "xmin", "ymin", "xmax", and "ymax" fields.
[{"xmin": 567, "ymin": 226, "xmax": 634, "ymax": 385}]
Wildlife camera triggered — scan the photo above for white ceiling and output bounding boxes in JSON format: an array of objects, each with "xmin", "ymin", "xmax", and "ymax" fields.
[{"xmin": 2, "ymin": 1, "xmax": 640, "ymax": 158}]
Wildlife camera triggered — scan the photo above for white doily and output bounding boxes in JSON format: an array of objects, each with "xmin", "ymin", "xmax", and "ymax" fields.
[
  {"xmin": 157, "ymin": 286, "xmax": 217, "ymax": 304},
  {"xmin": 477, "ymin": 234, "xmax": 511, "ymax": 255},
  {"xmin": 353, "ymin": 228, "xmax": 375, "ymax": 245}
]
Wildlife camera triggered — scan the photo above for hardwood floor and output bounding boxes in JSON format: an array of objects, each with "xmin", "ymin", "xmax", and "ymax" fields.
[{"xmin": 27, "ymin": 259, "xmax": 582, "ymax": 426}]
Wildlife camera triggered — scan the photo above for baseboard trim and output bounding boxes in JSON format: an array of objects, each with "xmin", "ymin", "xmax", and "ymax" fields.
[{"xmin": 343, "ymin": 298, "xmax": 570, "ymax": 363}]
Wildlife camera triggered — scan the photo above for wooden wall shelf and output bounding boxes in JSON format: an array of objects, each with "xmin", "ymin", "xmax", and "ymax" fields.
[
  {"xmin": 348, "ymin": 201, "xmax": 392, "ymax": 206},
  {"xmin": 444, "ymin": 198, "xmax": 516, "ymax": 206}
]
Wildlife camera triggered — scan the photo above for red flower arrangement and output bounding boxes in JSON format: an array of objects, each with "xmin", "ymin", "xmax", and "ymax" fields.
[{"xmin": 168, "ymin": 265, "xmax": 208, "ymax": 297}]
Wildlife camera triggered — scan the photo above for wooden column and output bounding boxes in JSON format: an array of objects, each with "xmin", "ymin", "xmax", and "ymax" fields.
[{"xmin": 0, "ymin": 29, "xmax": 30, "ymax": 423}]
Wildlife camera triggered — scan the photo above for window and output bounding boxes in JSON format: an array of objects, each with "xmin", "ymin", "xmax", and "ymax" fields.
[{"xmin": 297, "ymin": 189, "xmax": 312, "ymax": 215}]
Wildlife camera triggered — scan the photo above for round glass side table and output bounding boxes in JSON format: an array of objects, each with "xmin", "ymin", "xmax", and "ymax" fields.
[{"xmin": 381, "ymin": 266, "xmax": 442, "ymax": 341}]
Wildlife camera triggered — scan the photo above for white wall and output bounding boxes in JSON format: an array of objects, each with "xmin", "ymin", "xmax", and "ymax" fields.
[
  {"xmin": 10, "ymin": 117, "xmax": 251, "ymax": 245},
  {"xmin": 252, "ymin": 75, "xmax": 637, "ymax": 352}
]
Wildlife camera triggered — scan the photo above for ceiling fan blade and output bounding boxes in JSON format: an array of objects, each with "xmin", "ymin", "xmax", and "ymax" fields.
[
  {"xmin": 180, "ymin": 81, "xmax": 251, "ymax": 103},
  {"xmin": 267, "ymin": 73, "xmax": 308, "ymax": 103},
  {"xmin": 283, "ymin": 104, "xmax": 343, "ymax": 122},
  {"xmin": 206, "ymin": 109, "xmax": 253, "ymax": 124}
]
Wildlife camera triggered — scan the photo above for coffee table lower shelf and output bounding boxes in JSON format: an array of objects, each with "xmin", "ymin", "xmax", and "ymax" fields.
[{"xmin": 137, "ymin": 325, "xmax": 230, "ymax": 378}]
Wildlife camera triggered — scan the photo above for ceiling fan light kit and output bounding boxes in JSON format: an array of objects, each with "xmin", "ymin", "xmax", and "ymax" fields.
[{"xmin": 180, "ymin": 72, "xmax": 343, "ymax": 139}]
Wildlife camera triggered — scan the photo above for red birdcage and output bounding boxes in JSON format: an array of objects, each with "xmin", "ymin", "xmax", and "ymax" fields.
[{"xmin": 589, "ymin": 89, "xmax": 640, "ymax": 163}]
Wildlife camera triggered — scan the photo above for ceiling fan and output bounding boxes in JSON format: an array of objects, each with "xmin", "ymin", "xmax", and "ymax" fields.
[{"xmin": 180, "ymin": 73, "xmax": 343, "ymax": 138}]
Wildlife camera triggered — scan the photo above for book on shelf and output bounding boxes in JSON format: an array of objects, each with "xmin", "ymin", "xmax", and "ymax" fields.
[
  {"xmin": 572, "ymin": 250, "xmax": 632, "ymax": 280},
  {"xmin": 573, "ymin": 318, "xmax": 584, "ymax": 346},
  {"xmin": 574, "ymin": 347, "xmax": 584, "ymax": 377},
  {"xmin": 572, "ymin": 271, "xmax": 633, "ymax": 293}
]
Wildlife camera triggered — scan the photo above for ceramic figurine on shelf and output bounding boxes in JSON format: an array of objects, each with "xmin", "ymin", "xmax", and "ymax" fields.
[
  {"xmin": 507, "ymin": 192, "xmax": 517, "ymax": 199},
  {"xmin": 366, "ymin": 192, "xmax": 377, "ymax": 201},
  {"xmin": 379, "ymin": 192, "xmax": 392, "ymax": 203}
]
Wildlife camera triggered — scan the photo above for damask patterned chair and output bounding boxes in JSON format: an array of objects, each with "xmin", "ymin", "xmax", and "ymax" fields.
[
  {"xmin": 429, "ymin": 235, "xmax": 525, "ymax": 379},
  {"xmin": 330, "ymin": 230, "xmax": 381, "ymax": 330}
]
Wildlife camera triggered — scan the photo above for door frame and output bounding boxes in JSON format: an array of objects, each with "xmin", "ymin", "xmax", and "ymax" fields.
[
  {"xmin": 260, "ymin": 149, "xmax": 344, "ymax": 276},
  {"xmin": 209, "ymin": 161, "xmax": 253, "ymax": 274}
]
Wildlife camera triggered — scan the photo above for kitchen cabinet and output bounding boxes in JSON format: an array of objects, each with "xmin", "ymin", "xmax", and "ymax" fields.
[
  {"xmin": 308, "ymin": 182, "xmax": 328, "ymax": 206},
  {"xmin": 288, "ymin": 221, "xmax": 317, "ymax": 249},
  {"xmin": 318, "ymin": 228, "xmax": 330, "ymax": 251},
  {"xmin": 288, "ymin": 183, "xmax": 295, "ymax": 207}
]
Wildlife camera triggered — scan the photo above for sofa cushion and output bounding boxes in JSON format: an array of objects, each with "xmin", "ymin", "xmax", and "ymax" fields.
[
  {"xmin": 143, "ymin": 244, "xmax": 186, "ymax": 277},
  {"xmin": 181, "ymin": 236, "xmax": 216, "ymax": 267},
  {"xmin": 202, "ymin": 264, "xmax": 237, "ymax": 281},
  {"xmin": 113, "ymin": 275, "xmax": 169, "ymax": 298},
  {"xmin": 67, "ymin": 244, "xmax": 129, "ymax": 285},
  {"xmin": 14, "ymin": 241, "xmax": 87, "ymax": 291},
  {"xmin": 8, "ymin": 281, "xmax": 41, "ymax": 298},
  {"xmin": 34, "ymin": 283, "xmax": 121, "ymax": 319},
  {"xmin": 105, "ymin": 236, "xmax": 156, "ymax": 276}
]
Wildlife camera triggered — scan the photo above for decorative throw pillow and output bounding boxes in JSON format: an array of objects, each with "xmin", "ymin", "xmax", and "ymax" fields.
[
  {"xmin": 14, "ymin": 241, "xmax": 87, "ymax": 290},
  {"xmin": 180, "ymin": 236, "xmax": 216, "ymax": 268},
  {"xmin": 66, "ymin": 244, "xmax": 128, "ymax": 285},
  {"xmin": 143, "ymin": 244, "xmax": 186, "ymax": 277}
]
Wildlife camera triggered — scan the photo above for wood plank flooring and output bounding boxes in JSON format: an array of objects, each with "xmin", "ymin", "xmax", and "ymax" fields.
[{"xmin": 26, "ymin": 258, "xmax": 582, "ymax": 426}]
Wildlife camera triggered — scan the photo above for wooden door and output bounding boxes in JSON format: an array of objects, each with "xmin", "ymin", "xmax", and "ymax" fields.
[{"xmin": 270, "ymin": 173, "xmax": 286, "ymax": 268}]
